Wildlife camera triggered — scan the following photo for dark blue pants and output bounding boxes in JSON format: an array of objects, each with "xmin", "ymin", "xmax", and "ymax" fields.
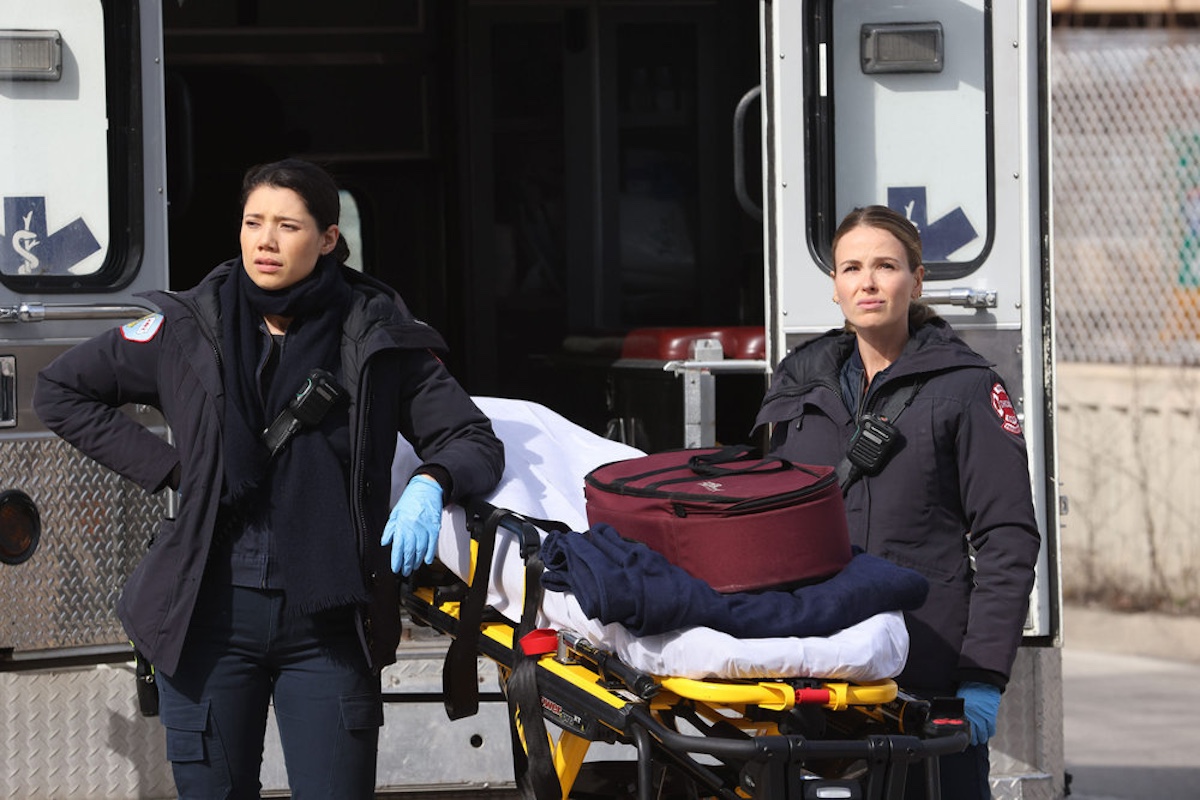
[{"xmin": 157, "ymin": 581, "xmax": 383, "ymax": 799}]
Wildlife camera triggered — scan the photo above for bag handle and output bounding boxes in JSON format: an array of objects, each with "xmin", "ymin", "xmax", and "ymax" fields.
[{"xmin": 687, "ymin": 444, "xmax": 792, "ymax": 478}]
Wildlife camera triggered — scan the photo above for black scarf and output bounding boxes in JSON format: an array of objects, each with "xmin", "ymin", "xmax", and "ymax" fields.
[{"xmin": 219, "ymin": 256, "xmax": 367, "ymax": 614}]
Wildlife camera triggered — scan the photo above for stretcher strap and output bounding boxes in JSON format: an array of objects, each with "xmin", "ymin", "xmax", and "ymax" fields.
[
  {"xmin": 443, "ymin": 501, "xmax": 568, "ymax": 800},
  {"xmin": 505, "ymin": 521, "xmax": 563, "ymax": 800},
  {"xmin": 442, "ymin": 504, "xmax": 504, "ymax": 720}
]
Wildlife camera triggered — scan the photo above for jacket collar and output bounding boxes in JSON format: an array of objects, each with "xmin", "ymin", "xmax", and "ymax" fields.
[
  {"xmin": 145, "ymin": 258, "xmax": 449, "ymax": 357},
  {"xmin": 769, "ymin": 317, "xmax": 992, "ymax": 399}
]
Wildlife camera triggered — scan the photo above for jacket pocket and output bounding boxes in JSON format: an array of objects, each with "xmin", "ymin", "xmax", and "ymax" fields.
[{"xmin": 880, "ymin": 544, "xmax": 971, "ymax": 586}]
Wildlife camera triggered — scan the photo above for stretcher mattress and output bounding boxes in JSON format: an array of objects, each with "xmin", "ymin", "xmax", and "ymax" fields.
[{"xmin": 391, "ymin": 396, "xmax": 909, "ymax": 682}]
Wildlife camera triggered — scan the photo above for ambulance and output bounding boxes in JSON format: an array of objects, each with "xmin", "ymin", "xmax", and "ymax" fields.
[{"xmin": 1, "ymin": 1, "xmax": 1060, "ymax": 796}]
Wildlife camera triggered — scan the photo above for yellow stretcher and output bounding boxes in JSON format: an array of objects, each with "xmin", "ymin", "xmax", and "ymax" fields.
[{"xmin": 401, "ymin": 500, "xmax": 968, "ymax": 800}]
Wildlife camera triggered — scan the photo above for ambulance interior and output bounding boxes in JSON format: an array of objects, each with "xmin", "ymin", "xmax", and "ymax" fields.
[{"xmin": 160, "ymin": 0, "xmax": 767, "ymax": 450}]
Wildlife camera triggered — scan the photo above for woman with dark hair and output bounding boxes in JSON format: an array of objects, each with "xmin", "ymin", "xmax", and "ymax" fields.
[
  {"xmin": 35, "ymin": 158, "xmax": 504, "ymax": 797},
  {"xmin": 755, "ymin": 205, "xmax": 1040, "ymax": 799}
]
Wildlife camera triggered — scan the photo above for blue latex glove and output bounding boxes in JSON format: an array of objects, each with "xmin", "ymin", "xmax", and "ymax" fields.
[
  {"xmin": 957, "ymin": 681, "xmax": 1001, "ymax": 746},
  {"xmin": 381, "ymin": 474, "xmax": 444, "ymax": 576}
]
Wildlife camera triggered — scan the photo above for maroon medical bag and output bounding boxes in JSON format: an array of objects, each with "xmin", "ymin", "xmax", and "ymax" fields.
[{"xmin": 583, "ymin": 446, "xmax": 851, "ymax": 593}]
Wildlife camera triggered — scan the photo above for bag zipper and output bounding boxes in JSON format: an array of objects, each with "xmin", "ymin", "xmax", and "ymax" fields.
[{"xmin": 587, "ymin": 467, "xmax": 838, "ymax": 511}]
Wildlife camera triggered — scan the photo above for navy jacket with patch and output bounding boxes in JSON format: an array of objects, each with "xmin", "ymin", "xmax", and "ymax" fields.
[
  {"xmin": 754, "ymin": 318, "xmax": 1040, "ymax": 692},
  {"xmin": 34, "ymin": 260, "xmax": 504, "ymax": 677}
]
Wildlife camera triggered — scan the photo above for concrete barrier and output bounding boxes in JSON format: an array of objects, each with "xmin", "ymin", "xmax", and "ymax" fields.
[{"xmin": 1056, "ymin": 363, "xmax": 1200, "ymax": 611}]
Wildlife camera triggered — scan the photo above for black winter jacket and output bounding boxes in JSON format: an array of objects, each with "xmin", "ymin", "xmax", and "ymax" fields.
[
  {"xmin": 755, "ymin": 318, "xmax": 1040, "ymax": 692},
  {"xmin": 34, "ymin": 260, "xmax": 504, "ymax": 677}
]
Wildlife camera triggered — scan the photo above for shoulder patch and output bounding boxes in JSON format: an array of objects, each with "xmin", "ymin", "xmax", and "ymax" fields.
[
  {"xmin": 990, "ymin": 382, "xmax": 1023, "ymax": 435},
  {"xmin": 121, "ymin": 313, "xmax": 165, "ymax": 343}
]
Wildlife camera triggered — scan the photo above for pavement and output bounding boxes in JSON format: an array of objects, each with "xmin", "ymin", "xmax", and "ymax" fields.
[{"xmin": 1061, "ymin": 603, "xmax": 1200, "ymax": 800}]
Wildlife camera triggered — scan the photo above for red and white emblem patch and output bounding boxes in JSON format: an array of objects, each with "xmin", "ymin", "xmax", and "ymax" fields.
[
  {"xmin": 121, "ymin": 313, "xmax": 164, "ymax": 343},
  {"xmin": 990, "ymin": 382, "xmax": 1022, "ymax": 435}
]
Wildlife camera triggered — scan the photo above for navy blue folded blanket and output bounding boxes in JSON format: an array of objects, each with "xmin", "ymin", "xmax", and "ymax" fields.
[{"xmin": 541, "ymin": 524, "xmax": 929, "ymax": 639}]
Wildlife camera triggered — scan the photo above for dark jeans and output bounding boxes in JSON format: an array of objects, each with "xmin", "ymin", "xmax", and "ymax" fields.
[{"xmin": 156, "ymin": 581, "xmax": 383, "ymax": 799}]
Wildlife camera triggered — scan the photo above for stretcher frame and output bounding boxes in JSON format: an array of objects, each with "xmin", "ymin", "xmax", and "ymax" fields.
[{"xmin": 401, "ymin": 499, "xmax": 969, "ymax": 800}]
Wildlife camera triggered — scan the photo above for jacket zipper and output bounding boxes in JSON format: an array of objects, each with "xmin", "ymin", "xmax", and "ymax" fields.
[
  {"xmin": 350, "ymin": 319, "xmax": 390, "ymax": 663},
  {"xmin": 167, "ymin": 292, "xmax": 223, "ymax": 372}
]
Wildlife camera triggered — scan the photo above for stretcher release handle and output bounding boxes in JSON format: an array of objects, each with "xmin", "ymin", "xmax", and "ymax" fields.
[
  {"xmin": 557, "ymin": 630, "xmax": 660, "ymax": 700},
  {"xmin": 794, "ymin": 687, "xmax": 831, "ymax": 705}
]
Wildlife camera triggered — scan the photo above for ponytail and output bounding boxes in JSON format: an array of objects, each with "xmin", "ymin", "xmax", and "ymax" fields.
[
  {"xmin": 908, "ymin": 300, "xmax": 939, "ymax": 328},
  {"xmin": 331, "ymin": 233, "xmax": 351, "ymax": 265}
]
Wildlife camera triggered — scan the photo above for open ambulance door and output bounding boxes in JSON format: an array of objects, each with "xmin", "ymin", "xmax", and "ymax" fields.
[
  {"xmin": 760, "ymin": 0, "xmax": 1058, "ymax": 643},
  {"xmin": 0, "ymin": 0, "xmax": 170, "ymax": 666},
  {"xmin": 760, "ymin": 5, "xmax": 1062, "ymax": 790}
]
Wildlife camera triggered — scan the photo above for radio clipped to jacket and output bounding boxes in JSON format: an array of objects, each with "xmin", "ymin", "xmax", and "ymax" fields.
[
  {"xmin": 836, "ymin": 379, "xmax": 923, "ymax": 492},
  {"xmin": 845, "ymin": 413, "xmax": 902, "ymax": 476},
  {"xmin": 262, "ymin": 368, "xmax": 347, "ymax": 457}
]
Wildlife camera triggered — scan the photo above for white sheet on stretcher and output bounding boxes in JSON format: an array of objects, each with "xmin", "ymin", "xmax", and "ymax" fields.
[{"xmin": 392, "ymin": 396, "xmax": 909, "ymax": 682}]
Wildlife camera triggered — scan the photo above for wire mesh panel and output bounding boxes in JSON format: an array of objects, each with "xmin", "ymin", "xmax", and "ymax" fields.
[
  {"xmin": 1053, "ymin": 27, "xmax": 1200, "ymax": 610},
  {"xmin": 1053, "ymin": 29, "xmax": 1200, "ymax": 365}
]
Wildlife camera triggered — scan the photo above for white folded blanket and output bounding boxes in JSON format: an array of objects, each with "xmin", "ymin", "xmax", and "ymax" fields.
[{"xmin": 392, "ymin": 396, "xmax": 909, "ymax": 682}]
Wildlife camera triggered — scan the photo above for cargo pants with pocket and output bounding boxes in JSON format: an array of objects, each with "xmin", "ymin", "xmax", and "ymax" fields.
[{"xmin": 156, "ymin": 580, "xmax": 383, "ymax": 799}]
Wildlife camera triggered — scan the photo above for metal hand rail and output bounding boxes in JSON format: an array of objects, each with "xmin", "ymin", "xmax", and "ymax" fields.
[
  {"xmin": 0, "ymin": 302, "xmax": 155, "ymax": 323},
  {"xmin": 921, "ymin": 287, "xmax": 997, "ymax": 309}
]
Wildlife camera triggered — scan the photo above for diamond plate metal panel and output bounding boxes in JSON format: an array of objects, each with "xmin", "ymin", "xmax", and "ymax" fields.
[
  {"xmin": 0, "ymin": 437, "xmax": 166, "ymax": 652},
  {"xmin": 361, "ymin": 637, "xmax": 517, "ymax": 791},
  {"xmin": 1, "ymin": 639, "xmax": 515, "ymax": 798},
  {"xmin": 990, "ymin": 647, "xmax": 1066, "ymax": 799},
  {"xmin": 0, "ymin": 667, "xmax": 175, "ymax": 799}
]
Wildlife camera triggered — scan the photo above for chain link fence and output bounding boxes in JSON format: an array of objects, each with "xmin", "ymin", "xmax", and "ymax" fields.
[
  {"xmin": 1054, "ymin": 28, "xmax": 1200, "ymax": 364},
  {"xmin": 1053, "ymin": 27, "xmax": 1200, "ymax": 611}
]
